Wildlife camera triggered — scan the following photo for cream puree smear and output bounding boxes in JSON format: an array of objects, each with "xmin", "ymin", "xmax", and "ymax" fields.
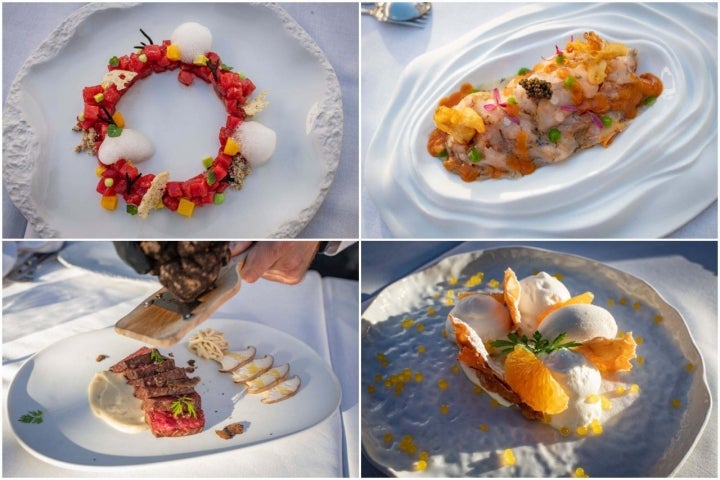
[{"xmin": 88, "ymin": 371, "xmax": 148, "ymax": 433}]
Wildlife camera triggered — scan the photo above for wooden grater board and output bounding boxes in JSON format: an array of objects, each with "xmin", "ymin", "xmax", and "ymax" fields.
[{"xmin": 115, "ymin": 256, "xmax": 242, "ymax": 347}]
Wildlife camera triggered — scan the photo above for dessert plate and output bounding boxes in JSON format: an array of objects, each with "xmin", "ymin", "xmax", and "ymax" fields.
[
  {"xmin": 361, "ymin": 247, "xmax": 710, "ymax": 476},
  {"xmin": 365, "ymin": 3, "xmax": 717, "ymax": 237},
  {"xmin": 7, "ymin": 318, "xmax": 341, "ymax": 469},
  {"xmin": 4, "ymin": 2, "xmax": 342, "ymax": 238}
]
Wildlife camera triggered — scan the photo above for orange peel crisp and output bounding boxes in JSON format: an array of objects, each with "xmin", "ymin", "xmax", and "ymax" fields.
[
  {"xmin": 536, "ymin": 291, "xmax": 595, "ymax": 326},
  {"xmin": 574, "ymin": 332, "xmax": 637, "ymax": 373},
  {"xmin": 503, "ymin": 268, "xmax": 522, "ymax": 330}
]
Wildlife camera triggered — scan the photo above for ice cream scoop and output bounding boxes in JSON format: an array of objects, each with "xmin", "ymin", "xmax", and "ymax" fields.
[
  {"xmin": 518, "ymin": 272, "xmax": 571, "ymax": 330},
  {"xmin": 445, "ymin": 294, "xmax": 511, "ymax": 344},
  {"xmin": 538, "ymin": 304, "xmax": 618, "ymax": 343}
]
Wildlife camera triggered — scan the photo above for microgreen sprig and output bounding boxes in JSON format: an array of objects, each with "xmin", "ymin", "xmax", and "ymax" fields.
[
  {"xmin": 490, "ymin": 331, "xmax": 582, "ymax": 355},
  {"xmin": 150, "ymin": 349, "xmax": 165, "ymax": 363},
  {"xmin": 19, "ymin": 409, "xmax": 44, "ymax": 424},
  {"xmin": 171, "ymin": 396, "xmax": 198, "ymax": 419}
]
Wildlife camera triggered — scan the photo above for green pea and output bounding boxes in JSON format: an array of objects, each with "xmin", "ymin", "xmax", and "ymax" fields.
[
  {"xmin": 642, "ymin": 96, "xmax": 656, "ymax": 106},
  {"xmin": 564, "ymin": 76, "xmax": 576, "ymax": 88},
  {"xmin": 109, "ymin": 56, "xmax": 120, "ymax": 67},
  {"xmin": 467, "ymin": 147, "xmax": 483, "ymax": 162},
  {"xmin": 518, "ymin": 67, "xmax": 531, "ymax": 75},
  {"xmin": 601, "ymin": 115, "xmax": 612, "ymax": 127},
  {"xmin": 213, "ymin": 193, "xmax": 225, "ymax": 205},
  {"xmin": 548, "ymin": 128, "xmax": 561, "ymax": 143},
  {"xmin": 436, "ymin": 149, "xmax": 448, "ymax": 159},
  {"xmin": 126, "ymin": 204, "xmax": 138, "ymax": 215},
  {"xmin": 507, "ymin": 96, "xmax": 517, "ymax": 104},
  {"xmin": 556, "ymin": 54, "xmax": 565, "ymax": 65}
]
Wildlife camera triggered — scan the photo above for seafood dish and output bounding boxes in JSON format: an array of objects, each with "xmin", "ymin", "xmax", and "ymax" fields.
[
  {"xmin": 445, "ymin": 268, "xmax": 637, "ymax": 434},
  {"xmin": 427, "ymin": 32, "xmax": 663, "ymax": 181}
]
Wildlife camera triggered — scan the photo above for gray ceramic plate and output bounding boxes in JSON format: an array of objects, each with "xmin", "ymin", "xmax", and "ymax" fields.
[{"xmin": 361, "ymin": 247, "xmax": 710, "ymax": 476}]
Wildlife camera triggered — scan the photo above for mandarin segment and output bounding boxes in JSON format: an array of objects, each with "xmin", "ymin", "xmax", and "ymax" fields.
[{"xmin": 503, "ymin": 345, "xmax": 569, "ymax": 414}]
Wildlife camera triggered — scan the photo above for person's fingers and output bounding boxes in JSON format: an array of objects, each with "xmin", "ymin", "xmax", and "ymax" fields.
[
  {"xmin": 240, "ymin": 243, "xmax": 280, "ymax": 283},
  {"xmin": 229, "ymin": 241, "xmax": 253, "ymax": 257}
]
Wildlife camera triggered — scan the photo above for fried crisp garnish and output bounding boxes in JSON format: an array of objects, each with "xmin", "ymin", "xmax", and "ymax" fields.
[
  {"xmin": 137, "ymin": 171, "xmax": 169, "ymax": 219},
  {"xmin": 433, "ymin": 105, "xmax": 485, "ymax": 144},
  {"xmin": 457, "ymin": 291, "xmax": 506, "ymax": 304},
  {"xmin": 565, "ymin": 31, "xmax": 629, "ymax": 85},
  {"xmin": 101, "ymin": 70, "xmax": 138, "ymax": 91},
  {"xmin": 536, "ymin": 291, "xmax": 595, "ymax": 326},
  {"xmin": 574, "ymin": 332, "xmax": 637, "ymax": 373},
  {"xmin": 243, "ymin": 90, "xmax": 269, "ymax": 116},
  {"xmin": 503, "ymin": 268, "xmax": 522, "ymax": 330}
]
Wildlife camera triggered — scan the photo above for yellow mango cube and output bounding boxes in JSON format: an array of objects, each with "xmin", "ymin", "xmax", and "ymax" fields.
[
  {"xmin": 193, "ymin": 54, "xmax": 208, "ymax": 66},
  {"xmin": 95, "ymin": 165, "xmax": 107, "ymax": 177},
  {"xmin": 166, "ymin": 44, "xmax": 182, "ymax": 61},
  {"xmin": 176, "ymin": 198, "xmax": 195, "ymax": 217},
  {"xmin": 112, "ymin": 111, "xmax": 125, "ymax": 128},
  {"xmin": 223, "ymin": 137, "xmax": 241, "ymax": 156},
  {"xmin": 100, "ymin": 195, "xmax": 118, "ymax": 211}
]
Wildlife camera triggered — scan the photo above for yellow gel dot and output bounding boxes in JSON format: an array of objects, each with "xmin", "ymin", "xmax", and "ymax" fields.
[
  {"xmin": 553, "ymin": 272, "xmax": 565, "ymax": 280},
  {"xmin": 394, "ymin": 384, "xmax": 403, "ymax": 396},
  {"xmin": 630, "ymin": 384, "xmax": 640, "ymax": 393},
  {"xmin": 417, "ymin": 345, "xmax": 426, "ymax": 354},
  {"xmin": 636, "ymin": 356, "xmax": 645, "ymax": 365},
  {"xmin": 413, "ymin": 460, "xmax": 428, "ymax": 471},
  {"xmin": 600, "ymin": 396, "xmax": 612, "ymax": 410},
  {"xmin": 427, "ymin": 306, "xmax": 436, "ymax": 316},
  {"xmin": 671, "ymin": 398, "xmax": 681, "ymax": 409},
  {"xmin": 414, "ymin": 372, "xmax": 424, "ymax": 382},
  {"xmin": 607, "ymin": 299, "xmax": 615, "ymax": 307},
  {"xmin": 499, "ymin": 448, "xmax": 516, "ymax": 467},
  {"xmin": 416, "ymin": 323, "xmax": 425, "ymax": 332},
  {"xmin": 590, "ymin": 419, "xmax": 603, "ymax": 435},
  {"xmin": 437, "ymin": 379, "xmax": 449, "ymax": 390},
  {"xmin": 654, "ymin": 315, "xmax": 663, "ymax": 323},
  {"xmin": 401, "ymin": 318, "xmax": 414, "ymax": 329},
  {"xmin": 576, "ymin": 425, "xmax": 588, "ymax": 436},
  {"xmin": 383, "ymin": 433, "xmax": 393, "ymax": 444},
  {"xmin": 449, "ymin": 277, "xmax": 458, "ymax": 285},
  {"xmin": 446, "ymin": 289, "xmax": 455, "ymax": 297},
  {"xmin": 376, "ymin": 353, "xmax": 386, "ymax": 360},
  {"xmin": 633, "ymin": 301, "xmax": 641, "ymax": 310},
  {"xmin": 585, "ymin": 394, "xmax": 600, "ymax": 404},
  {"xmin": 379, "ymin": 358, "xmax": 389, "ymax": 367},
  {"xmin": 367, "ymin": 385, "xmax": 375, "ymax": 394},
  {"xmin": 488, "ymin": 279, "xmax": 500, "ymax": 288},
  {"xmin": 444, "ymin": 297, "xmax": 455, "ymax": 306},
  {"xmin": 560, "ymin": 427, "xmax": 570, "ymax": 437},
  {"xmin": 685, "ymin": 363, "xmax": 695, "ymax": 372},
  {"xmin": 419, "ymin": 451, "xmax": 429, "ymax": 461},
  {"xmin": 441, "ymin": 328, "xmax": 448, "ymax": 338},
  {"xmin": 473, "ymin": 385, "xmax": 484, "ymax": 394},
  {"xmin": 616, "ymin": 386, "xmax": 627, "ymax": 395},
  {"xmin": 479, "ymin": 424, "xmax": 490, "ymax": 432},
  {"xmin": 450, "ymin": 364, "xmax": 459, "ymax": 373},
  {"xmin": 618, "ymin": 297, "xmax": 628, "ymax": 305},
  {"xmin": 635, "ymin": 336, "xmax": 644, "ymax": 345},
  {"xmin": 374, "ymin": 373, "xmax": 383, "ymax": 383},
  {"xmin": 617, "ymin": 330, "xmax": 625, "ymax": 338},
  {"xmin": 384, "ymin": 380, "xmax": 392, "ymax": 389},
  {"xmin": 491, "ymin": 399, "xmax": 500, "ymax": 408},
  {"xmin": 440, "ymin": 404, "xmax": 449, "ymax": 415},
  {"xmin": 573, "ymin": 467, "xmax": 589, "ymax": 478}
]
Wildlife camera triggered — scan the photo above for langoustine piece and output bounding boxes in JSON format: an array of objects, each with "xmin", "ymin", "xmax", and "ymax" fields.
[{"xmin": 428, "ymin": 32, "xmax": 663, "ymax": 182}]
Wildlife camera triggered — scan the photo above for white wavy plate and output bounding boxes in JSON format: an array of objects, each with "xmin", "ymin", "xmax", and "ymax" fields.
[
  {"xmin": 361, "ymin": 247, "xmax": 711, "ymax": 477},
  {"xmin": 7, "ymin": 318, "xmax": 341, "ymax": 469},
  {"xmin": 365, "ymin": 3, "xmax": 717, "ymax": 237},
  {"xmin": 3, "ymin": 2, "xmax": 342, "ymax": 238}
]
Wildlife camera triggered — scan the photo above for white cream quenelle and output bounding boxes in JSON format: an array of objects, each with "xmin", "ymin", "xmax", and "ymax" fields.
[{"xmin": 517, "ymin": 272, "xmax": 571, "ymax": 331}]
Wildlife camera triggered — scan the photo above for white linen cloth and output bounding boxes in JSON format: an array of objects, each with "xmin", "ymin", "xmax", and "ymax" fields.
[
  {"xmin": 2, "ymin": 3, "xmax": 358, "ymax": 239},
  {"xmin": 360, "ymin": 3, "xmax": 717, "ymax": 238},
  {"xmin": 2, "ymin": 243, "xmax": 358, "ymax": 477},
  {"xmin": 361, "ymin": 241, "xmax": 717, "ymax": 477}
]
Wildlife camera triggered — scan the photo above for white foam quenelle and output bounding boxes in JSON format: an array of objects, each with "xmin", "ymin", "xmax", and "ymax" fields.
[
  {"xmin": 232, "ymin": 121, "xmax": 277, "ymax": 167},
  {"xmin": 97, "ymin": 128, "xmax": 154, "ymax": 165},
  {"xmin": 170, "ymin": 22, "xmax": 212, "ymax": 64}
]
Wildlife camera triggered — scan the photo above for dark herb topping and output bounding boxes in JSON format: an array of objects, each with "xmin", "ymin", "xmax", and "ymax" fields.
[
  {"xmin": 97, "ymin": 105, "xmax": 117, "ymax": 126},
  {"xmin": 519, "ymin": 77, "xmax": 553, "ymax": 99},
  {"xmin": 133, "ymin": 28, "xmax": 154, "ymax": 49},
  {"xmin": 490, "ymin": 331, "xmax": 582, "ymax": 355},
  {"xmin": 207, "ymin": 58, "xmax": 221, "ymax": 83},
  {"xmin": 19, "ymin": 409, "xmax": 44, "ymax": 424}
]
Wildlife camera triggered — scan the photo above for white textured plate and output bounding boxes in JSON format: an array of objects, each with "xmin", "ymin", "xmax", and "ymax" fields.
[
  {"xmin": 7, "ymin": 318, "xmax": 341, "ymax": 469},
  {"xmin": 365, "ymin": 3, "xmax": 717, "ymax": 237},
  {"xmin": 3, "ymin": 2, "xmax": 342, "ymax": 238},
  {"xmin": 361, "ymin": 247, "xmax": 710, "ymax": 476},
  {"xmin": 57, "ymin": 241, "xmax": 155, "ymax": 281}
]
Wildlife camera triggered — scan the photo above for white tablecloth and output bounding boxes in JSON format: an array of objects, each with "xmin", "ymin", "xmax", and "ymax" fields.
[
  {"xmin": 360, "ymin": 3, "xmax": 717, "ymax": 238},
  {"xmin": 361, "ymin": 241, "xmax": 717, "ymax": 477},
  {"xmin": 2, "ymin": 2, "xmax": 358, "ymax": 239},
  {"xmin": 2, "ymin": 243, "xmax": 358, "ymax": 477}
]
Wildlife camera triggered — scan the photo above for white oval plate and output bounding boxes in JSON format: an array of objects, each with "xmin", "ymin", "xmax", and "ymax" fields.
[
  {"xmin": 365, "ymin": 3, "xmax": 717, "ymax": 237},
  {"xmin": 4, "ymin": 3, "xmax": 342, "ymax": 238},
  {"xmin": 7, "ymin": 318, "xmax": 341, "ymax": 469},
  {"xmin": 361, "ymin": 247, "xmax": 710, "ymax": 476}
]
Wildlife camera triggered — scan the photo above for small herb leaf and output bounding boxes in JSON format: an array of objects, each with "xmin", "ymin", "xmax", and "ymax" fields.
[
  {"xmin": 170, "ymin": 396, "xmax": 198, "ymax": 419},
  {"xmin": 19, "ymin": 409, "xmax": 44, "ymax": 424},
  {"xmin": 490, "ymin": 330, "xmax": 582, "ymax": 355}
]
